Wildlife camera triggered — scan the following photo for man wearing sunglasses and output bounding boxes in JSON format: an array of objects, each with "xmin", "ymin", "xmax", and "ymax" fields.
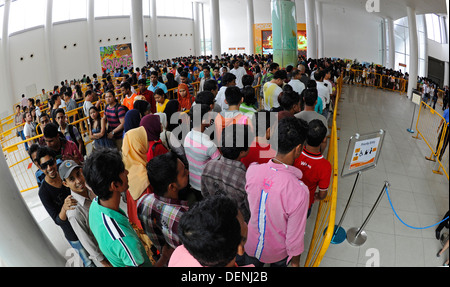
[{"xmin": 36, "ymin": 146, "xmax": 93, "ymax": 267}]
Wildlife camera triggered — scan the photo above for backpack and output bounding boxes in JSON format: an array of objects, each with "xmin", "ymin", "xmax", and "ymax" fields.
[{"xmin": 67, "ymin": 124, "xmax": 86, "ymax": 156}]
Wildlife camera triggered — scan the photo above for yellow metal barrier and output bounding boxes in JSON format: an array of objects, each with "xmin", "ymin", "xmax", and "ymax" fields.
[
  {"xmin": 412, "ymin": 102, "xmax": 447, "ymax": 158},
  {"xmin": 304, "ymin": 75, "xmax": 342, "ymax": 267},
  {"xmin": 345, "ymin": 68, "xmax": 408, "ymax": 94}
]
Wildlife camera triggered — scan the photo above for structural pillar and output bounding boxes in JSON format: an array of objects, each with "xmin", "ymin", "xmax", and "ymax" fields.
[
  {"xmin": 87, "ymin": 0, "xmax": 100, "ymax": 75},
  {"xmin": 130, "ymin": 0, "xmax": 146, "ymax": 69},
  {"xmin": 193, "ymin": 1, "xmax": 202, "ymax": 57},
  {"xmin": 407, "ymin": 6, "xmax": 418, "ymax": 100},
  {"xmin": 0, "ymin": 149, "xmax": 66, "ymax": 266},
  {"xmin": 247, "ymin": 0, "xmax": 255, "ymax": 55},
  {"xmin": 444, "ymin": 62, "xmax": 449, "ymax": 87},
  {"xmin": 304, "ymin": 0, "xmax": 317, "ymax": 59},
  {"xmin": 44, "ymin": 0, "xmax": 57, "ymax": 87},
  {"xmin": 0, "ymin": 0, "xmax": 14, "ymax": 117},
  {"xmin": 315, "ymin": 0, "xmax": 324, "ymax": 59},
  {"xmin": 380, "ymin": 19, "xmax": 387, "ymax": 67},
  {"xmin": 386, "ymin": 17, "xmax": 395, "ymax": 70},
  {"xmin": 210, "ymin": 0, "xmax": 221, "ymax": 58},
  {"xmin": 149, "ymin": 0, "xmax": 159, "ymax": 61}
]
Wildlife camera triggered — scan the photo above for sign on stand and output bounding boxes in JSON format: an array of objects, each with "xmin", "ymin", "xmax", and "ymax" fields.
[
  {"xmin": 327, "ymin": 129, "xmax": 386, "ymax": 245},
  {"xmin": 341, "ymin": 130, "xmax": 386, "ymax": 177}
]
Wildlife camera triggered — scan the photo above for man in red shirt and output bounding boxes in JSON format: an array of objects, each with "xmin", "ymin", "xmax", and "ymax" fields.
[
  {"xmin": 138, "ymin": 79, "xmax": 156, "ymax": 114},
  {"xmin": 241, "ymin": 111, "xmax": 277, "ymax": 168},
  {"xmin": 294, "ymin": 119, "xmax": 331, "ymax": 218}
]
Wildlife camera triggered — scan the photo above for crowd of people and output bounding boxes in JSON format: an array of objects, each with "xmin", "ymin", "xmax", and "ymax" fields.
[{"xmin": 16, "ymin": 53, "xmax": 348, "ymax": 268}]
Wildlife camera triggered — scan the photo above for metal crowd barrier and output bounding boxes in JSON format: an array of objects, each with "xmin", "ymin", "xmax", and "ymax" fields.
[
  {"xmin": 304, "ymin": 75, "xmax": 342, "ymax": 267},
  {"xmin": 411, "ymin": 101, "xmax": 449, "ymax": 180}
]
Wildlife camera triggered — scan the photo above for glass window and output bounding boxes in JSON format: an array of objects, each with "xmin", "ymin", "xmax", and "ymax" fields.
[
  {"xmin": 156, "ymin": 0, "xmax": 192, "ymax": 19},
  {"xmin": 53, "ymin": 0, "xmax": 87, "ymax": 23},
  {"xmin": 8, "ymin": 0, "xmax": 46, "ymax": 34},
  {"xmin": 94, "ymin": 0, "xmax": 131, "ymax": 18},
  {"xmin": 426, "ymin": 13, "xmax": 443, "ymax": 43}
]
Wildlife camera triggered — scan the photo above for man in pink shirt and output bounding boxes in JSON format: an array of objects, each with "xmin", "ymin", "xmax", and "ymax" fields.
[{"xmin": 242, "ymin": 117, "xmax": 309, "ymax": 267}]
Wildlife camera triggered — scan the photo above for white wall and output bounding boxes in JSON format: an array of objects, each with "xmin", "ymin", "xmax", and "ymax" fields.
[
  {"xmin": 2, "ymin": 16, "xmax": 194, "ymax": 115},
  {"xmin": 427, "ymin": 39, "xmax": 449, "ymax": 62},
  {"xmin": 321, "ymin": 3, "xmax": 382, "ymax": 64}
]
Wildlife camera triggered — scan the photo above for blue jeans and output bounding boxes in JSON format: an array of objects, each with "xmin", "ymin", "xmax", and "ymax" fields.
[
  {"xmin": 68, "ymin": 240, "xmax": 96, "ymax": 267},
  {"xmin": 18, "ymin": 130, "xmax": 28, "ymax": 151}
]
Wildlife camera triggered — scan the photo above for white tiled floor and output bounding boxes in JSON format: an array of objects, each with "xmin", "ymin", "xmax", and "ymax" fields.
[
  {"xmin": 4, "ymin": 83, "xmax": 449, "ymax": 267},
  {"xmin": 314, "ymin": 84, "xmax": 449, "ymax": 267}
]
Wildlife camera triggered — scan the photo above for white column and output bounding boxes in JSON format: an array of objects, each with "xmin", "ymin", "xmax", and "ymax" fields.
[
  {"xmin": 44, "ymin": 0, "xmax": 57, "ymax": 87},
  {"xmin": 130, "ymin": 0, "xmax": 146, "ymax": 69},
  {"xmin": 87, "ymin": 0, "xmax": 100, "ymax": 76},
  {"xmin": 149, "ymin": 0, "xmax": 159, "ymax": 61},
  {"xmin": 210, "ymin": 0, "xmax": 221, "ymax": 57},
  {"xmin": 202, "ymin": 3, "xmax": 207, "ymax": 56},
  {"xmin": 193, "ymin": 1, "xmax": 202, "ymax": 57},
  {"xmin": 407, "ymin": 6, "xmax": 418, "ymax": 100},
  {"xmin": 0, "ymin": 149, "xmax": 66, "ymax": 266},
  {"xmin": 1, "ymin": 0, "xmax": 14, "ymax": 116},
  {"xmin": 421, "ymin": 14, "xmax": 428, "ymax": 77},
  {"xmin": 444, "ymin": 61, "xmax": 449, "ymax": 87},
  {"xmin": 381, "ymin": 19, "xmax": 387, "ymax": 67},
  {"xmin": 304, "ymin": 0, "xmax": 317, "ymax": 59},
  {"xmin": 247, "ymin": 0, "xmax": 255, "ymax": 55},
  {"xmin": 315, "ymin": 0, "xmax": 324, "ymax": 59},
  {"xmin": 387, "ymin": 17, "xmax": 395, "ymax": 70}
]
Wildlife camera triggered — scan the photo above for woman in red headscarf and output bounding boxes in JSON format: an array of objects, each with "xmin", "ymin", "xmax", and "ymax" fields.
[{"xmin": 177, "ymin": 83, "xmax": 195, "ymax": 112}]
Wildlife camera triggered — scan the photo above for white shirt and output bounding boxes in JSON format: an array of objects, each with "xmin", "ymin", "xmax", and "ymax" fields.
[
  {"xmin": 215, "ymin": 86, "xmax": 229, "ymax": 111},
  {"xmin": 23, "ymin": 122, "xmax": 36, "ymax": 138},
  {"xmin": 230, "ymin": 67, "xmax": 247, "ymax": 89},
  {"xmin": 316, "ymin": 81, "xmax": 330, "ymax": 109},
  {"xmin": 324, "ymin": 79, "xmax": 333, "ymax": 96},
  {"xmin": 288, "ymin": 79, "xmax": 305, "ymax": 95}
]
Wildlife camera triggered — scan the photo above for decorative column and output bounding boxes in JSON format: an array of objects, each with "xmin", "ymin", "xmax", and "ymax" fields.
[
  {"xmin": 271, "ymin": 0, "xmax": 298, "ymax": 68},
  {"xmin": 193, "ymin": 1, "xmax": 202, "ymax": 57},
  {"xmin": 315, "ymin": 0, "xmax": 324, "ymax": 59},
  {"xmin": 149, "ymin": 0, "xmax": 159, "ymax": 61},
  {"xmin": 0, "ymin": 149, "xmax": 66, "ymax": 266},
  {"xmin": 247, "ymin": 0, "xmax": 255, "ymax": 55},
  {"xmin": 304, "ymin": 0, "xmax": 317, "ymax": 59},
  {"xmin": 210, "ymin": 0, "xmax": 221, "ymax": 57},
  {"xmin": 406, "ymin": 6, "xmax": 418, "ymax": 100}
]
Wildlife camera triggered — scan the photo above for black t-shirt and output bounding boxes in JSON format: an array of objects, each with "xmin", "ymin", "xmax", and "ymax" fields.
[{"xmin": 38, "ymin": 179, "xmax": 78, "ymax": 241}]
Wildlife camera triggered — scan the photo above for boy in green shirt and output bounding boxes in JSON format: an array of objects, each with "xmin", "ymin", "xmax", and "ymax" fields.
[{"xmin": 83, "ymin": 148, "xmax": 152, "ymax": 267}]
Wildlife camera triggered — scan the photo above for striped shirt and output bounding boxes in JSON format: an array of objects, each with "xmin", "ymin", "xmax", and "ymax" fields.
[
  {"xmin": 105, "ymin": 104, "xmax": 127, "ymax": 139},
  {"xmin": 88, "ymin": 197, "xmax": 152, "ymax": 267},
  {"xmin": 137, "ymin": 194, "xmax": 189, "ymax": 252},
  {"xmin": 183, "ymin": 130, "xmax": 221, "ymax": 191}
]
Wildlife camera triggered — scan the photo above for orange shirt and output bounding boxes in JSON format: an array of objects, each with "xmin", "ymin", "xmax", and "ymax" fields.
[{"xmin": 123, "ymin": 94, "xmax": 137, "ymax": 110}]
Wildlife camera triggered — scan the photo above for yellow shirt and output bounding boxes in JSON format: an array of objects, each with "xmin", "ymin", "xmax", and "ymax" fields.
[{"xmin": 156, "ymin": 99, "xmax": 169, "ymax": 113}]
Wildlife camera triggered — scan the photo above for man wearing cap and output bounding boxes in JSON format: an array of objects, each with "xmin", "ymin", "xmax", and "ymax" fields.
[{"xmin": 60, "ymin": 160, "xmax": 112, "ymax": 267}]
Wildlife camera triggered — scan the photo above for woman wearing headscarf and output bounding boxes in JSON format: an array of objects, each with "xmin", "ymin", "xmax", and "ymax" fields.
[
  {"xmin": 123, "ymin": 109, "xmax": 141, "ymax": 136},
  {"xmin": 133, "ymin": 100, "xmax": 152, "ymax": 118},
  {"xmin": 164, "ymin": 99, "xmax": 180, "ymax": 132},
  {"xmin": 122, "ymin": 126, "xmax": 150, "ymax": 229},
  {"xmin": 177, "ymin": 83, "xmax": 195, "ymax": 112},
  {"xmin": 140, "ymin": 114, "xmax": 169, "ymax": 162}
]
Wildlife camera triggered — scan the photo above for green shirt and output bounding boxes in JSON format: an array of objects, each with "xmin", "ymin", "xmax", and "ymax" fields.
[
  {"xmin": 239, "ymin": 103, "xmax": 257, "ymax": 116},
  {"xmin": 89, "ymin": 197, "xmax": 152, "ymax": 267}
]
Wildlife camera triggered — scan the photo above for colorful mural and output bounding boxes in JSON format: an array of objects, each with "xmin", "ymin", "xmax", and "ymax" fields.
[{"xmin": 100, "ymin": 43, "xmax": 133, "ymax": 72}]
